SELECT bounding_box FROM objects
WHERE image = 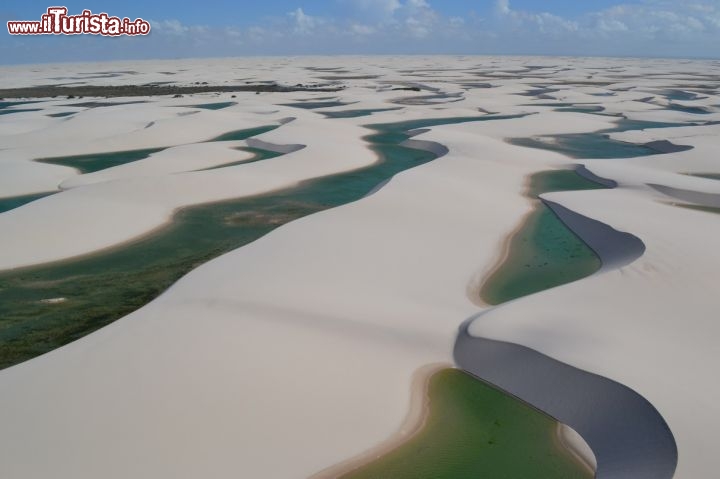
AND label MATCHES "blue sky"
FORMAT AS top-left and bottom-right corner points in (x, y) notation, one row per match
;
(2, 0), (720, 63)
